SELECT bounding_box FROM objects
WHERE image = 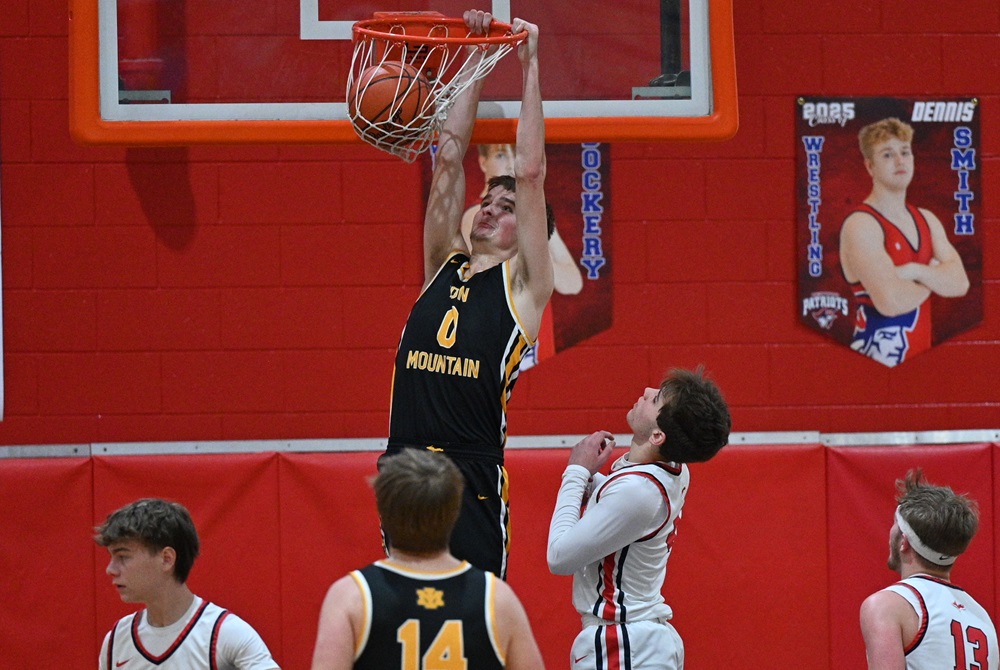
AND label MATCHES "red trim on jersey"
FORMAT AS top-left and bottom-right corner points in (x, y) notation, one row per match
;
(597, 551), (622, 621)
(596, 471), (672, 542)
(896, 581), (929, 653)
(131, 599), (211, 663)
(590, 467), (678, 622)
(209, 611), (230, 670)
(651, 461), (684, 476)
